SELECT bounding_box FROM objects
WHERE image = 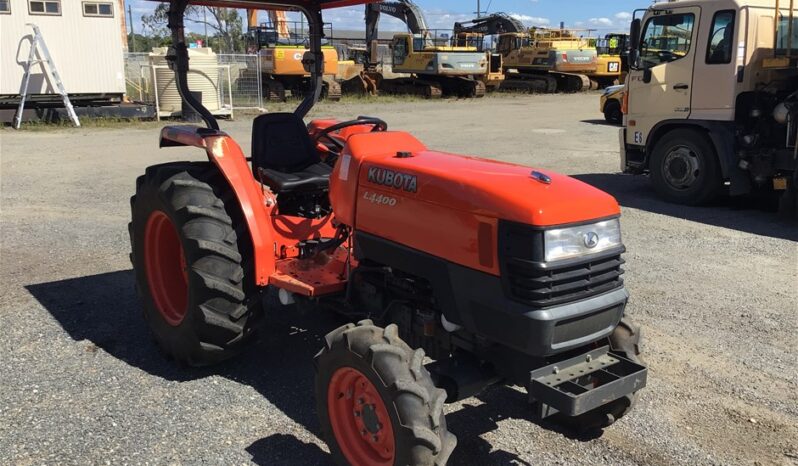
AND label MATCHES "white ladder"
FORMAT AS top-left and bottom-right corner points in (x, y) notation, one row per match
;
(13, 24), (80, 129)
